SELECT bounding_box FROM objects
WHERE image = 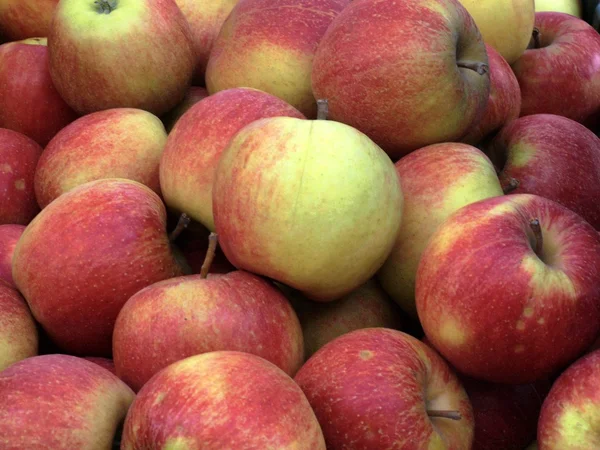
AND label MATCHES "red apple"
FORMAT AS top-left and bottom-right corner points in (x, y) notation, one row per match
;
(0, 0), (59, 41)
(416, 194), (600, 384)
(121, 351), (326, 449)
(12, 178), (184, 356)
(0, 224), (24, 288)
(0, 128), (42, 225)
(0, 38), (78, 147)
(160, 86), (209, 133)
(511, 12), (600, 124)
(0, 354), (135, 449)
